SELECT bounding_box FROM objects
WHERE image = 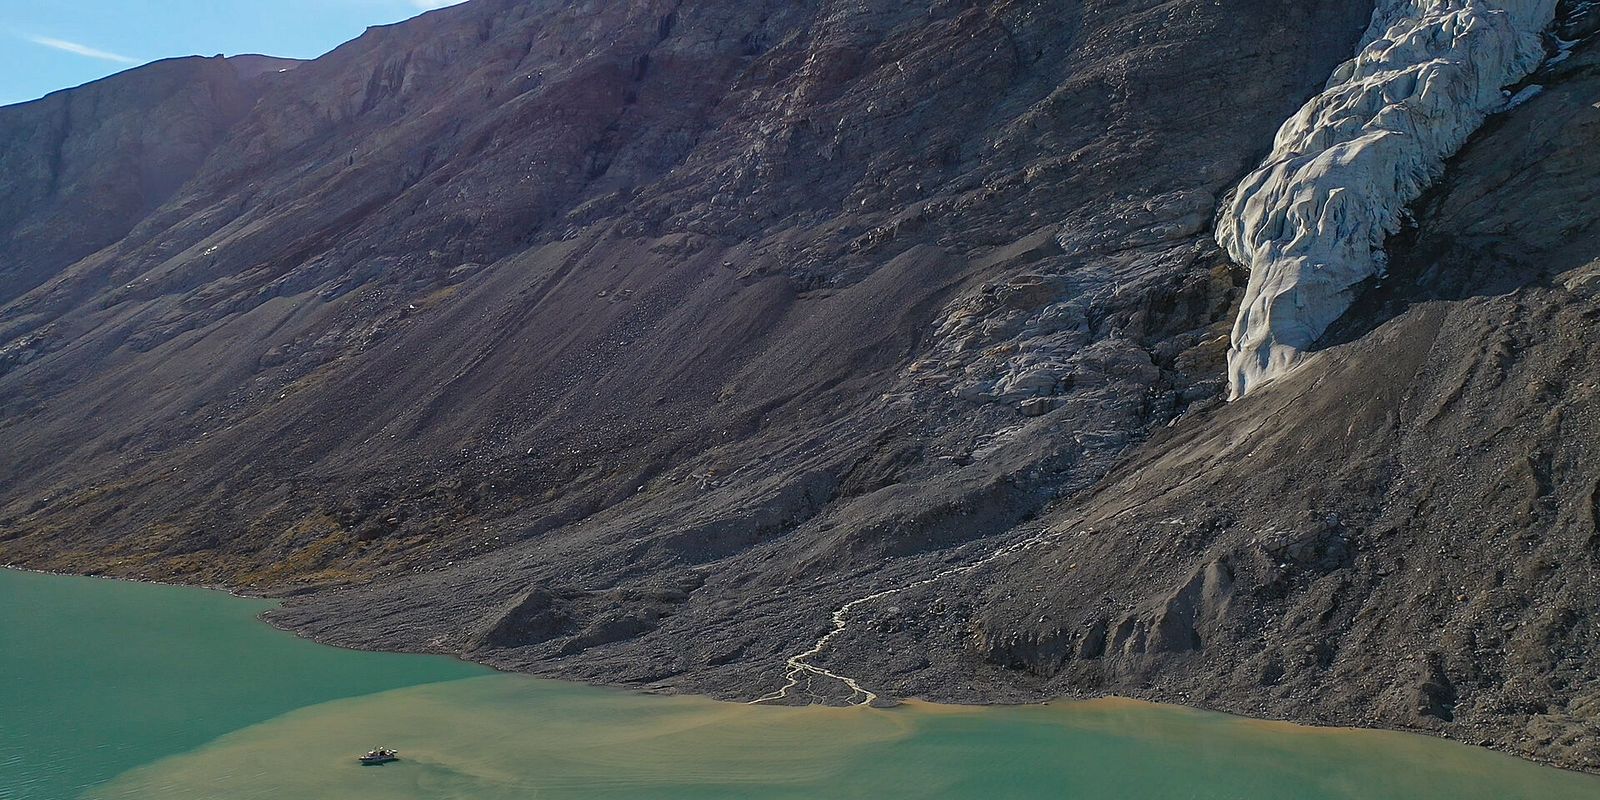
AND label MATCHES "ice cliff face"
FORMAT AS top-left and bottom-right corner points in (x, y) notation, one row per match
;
(1216, 0), (1556, 398)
